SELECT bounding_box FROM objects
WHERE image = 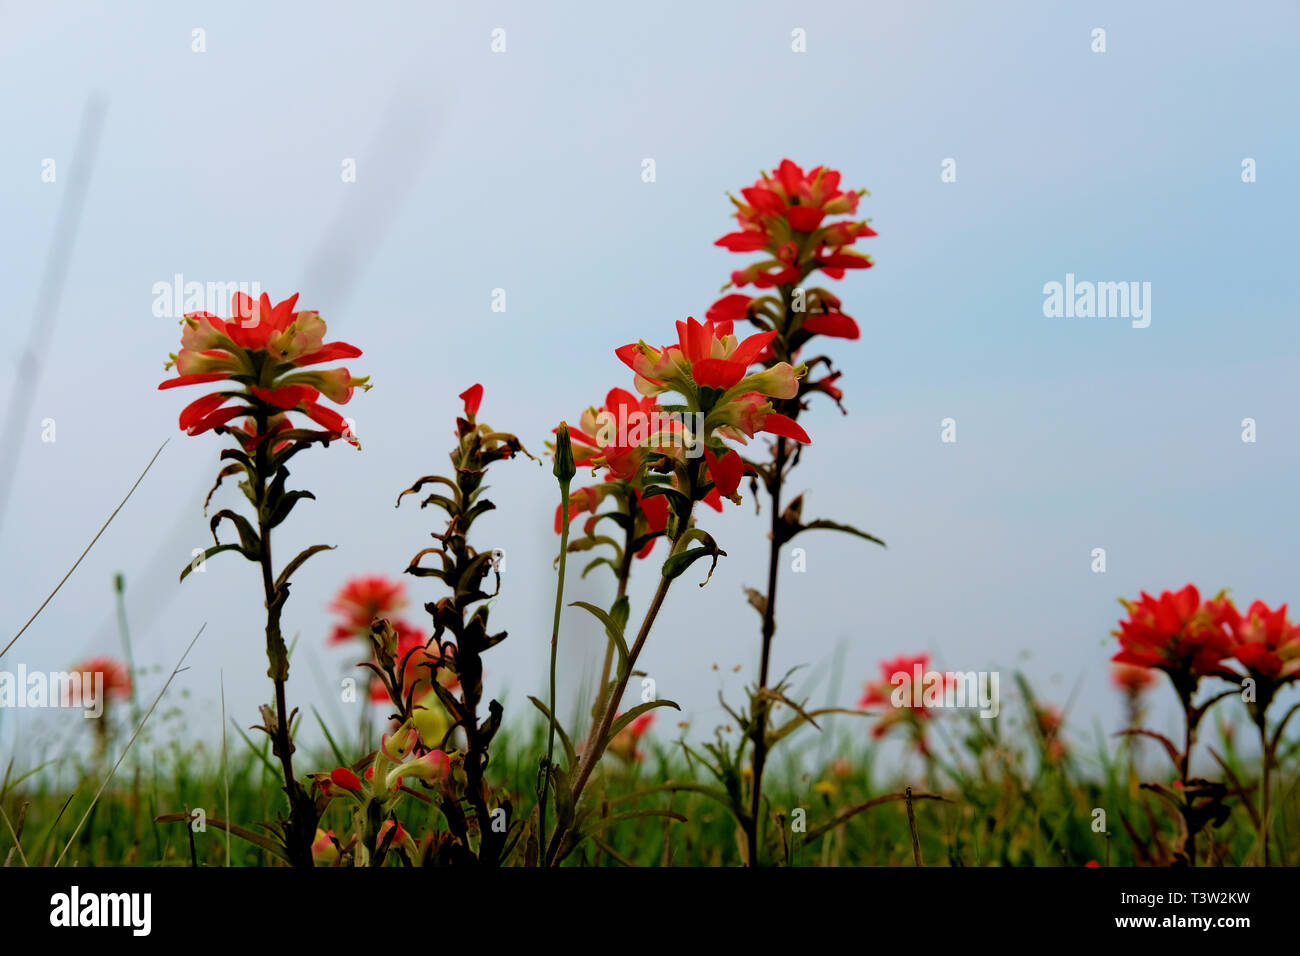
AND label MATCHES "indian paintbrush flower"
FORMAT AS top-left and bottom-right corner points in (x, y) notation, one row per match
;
(161, 290), (368, 868)
(159, 291), (369, 441)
